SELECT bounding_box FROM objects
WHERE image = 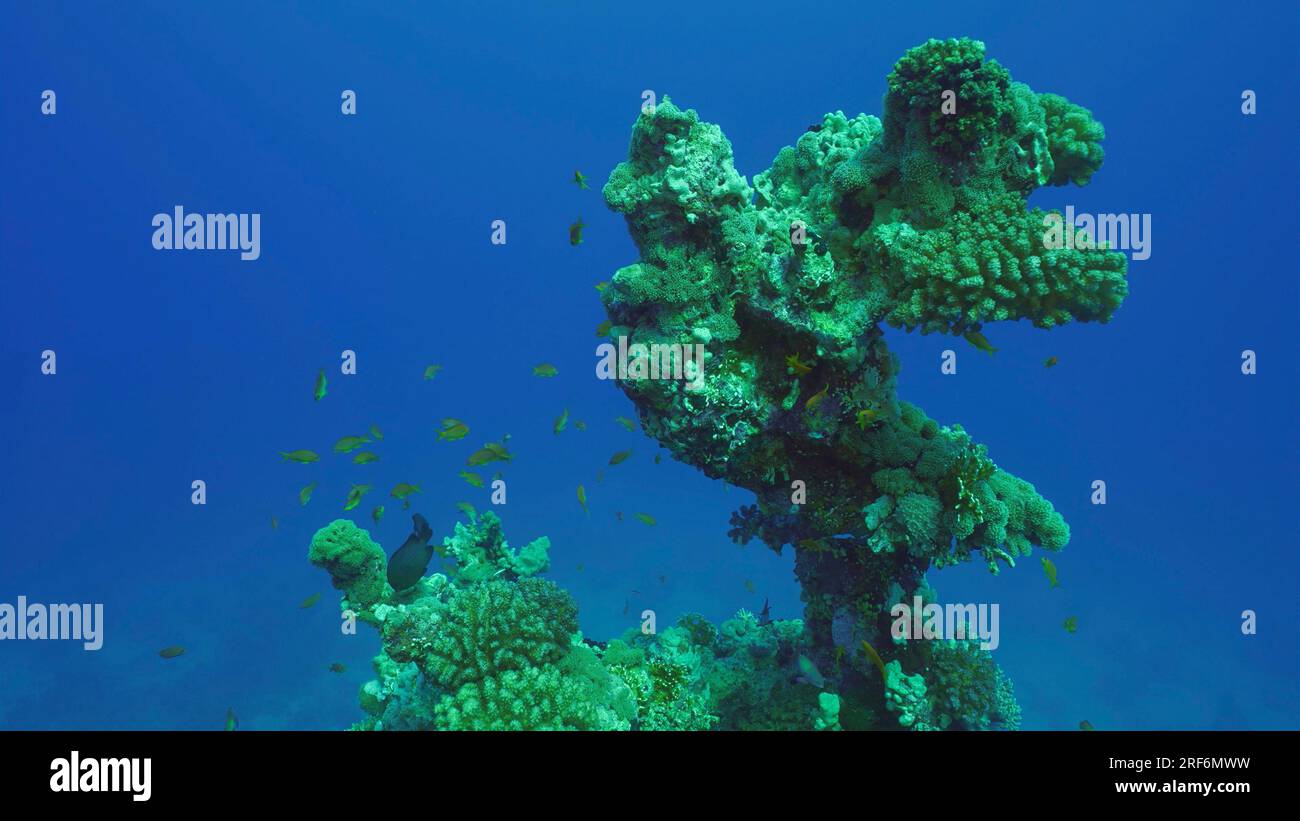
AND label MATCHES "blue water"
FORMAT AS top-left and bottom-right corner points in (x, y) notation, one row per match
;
(2, 1), (1296, 730)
